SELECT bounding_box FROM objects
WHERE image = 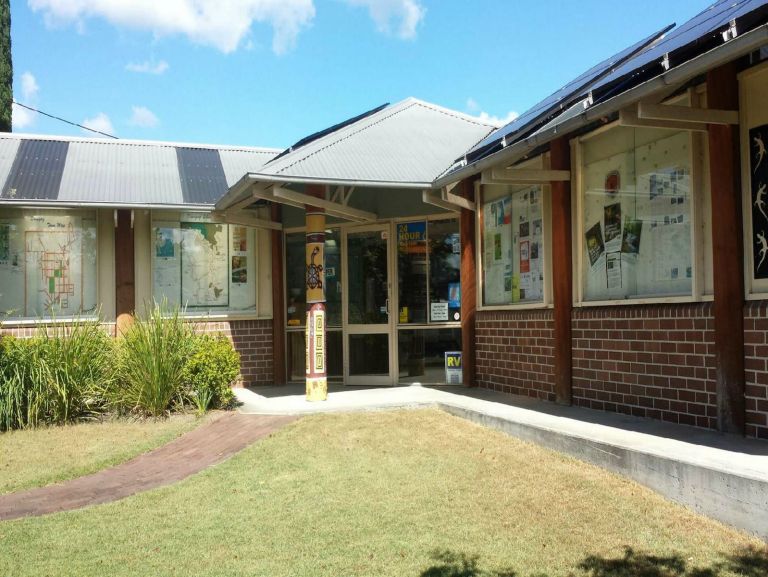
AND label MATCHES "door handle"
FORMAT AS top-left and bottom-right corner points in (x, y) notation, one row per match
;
(385, 298), (389, 315)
